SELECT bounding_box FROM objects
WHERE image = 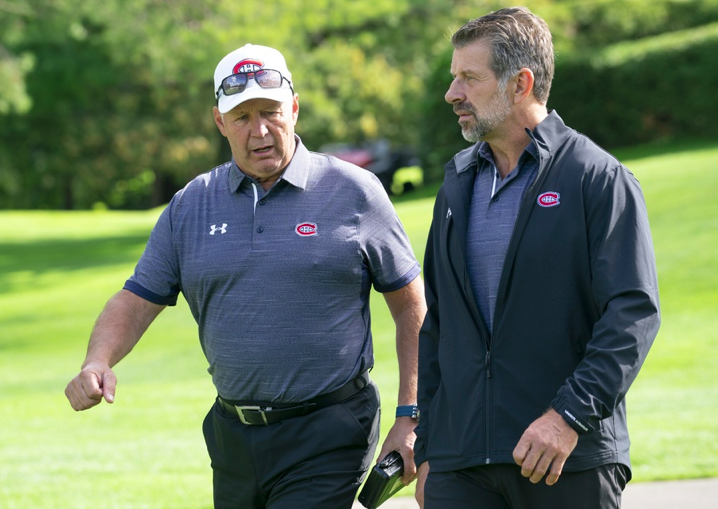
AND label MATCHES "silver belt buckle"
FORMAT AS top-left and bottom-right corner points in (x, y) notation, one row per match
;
(235, 405), (272, 425)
